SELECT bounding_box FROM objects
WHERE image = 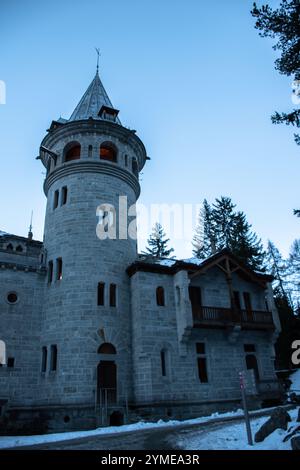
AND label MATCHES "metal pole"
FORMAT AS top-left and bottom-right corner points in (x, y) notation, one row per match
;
(239, 371), (253, 446)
